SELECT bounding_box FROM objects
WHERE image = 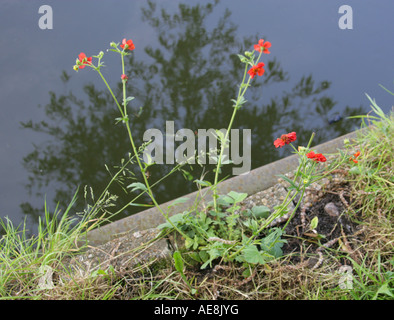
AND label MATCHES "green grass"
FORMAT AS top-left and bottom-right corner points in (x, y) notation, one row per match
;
(0, 190), (116, 299)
